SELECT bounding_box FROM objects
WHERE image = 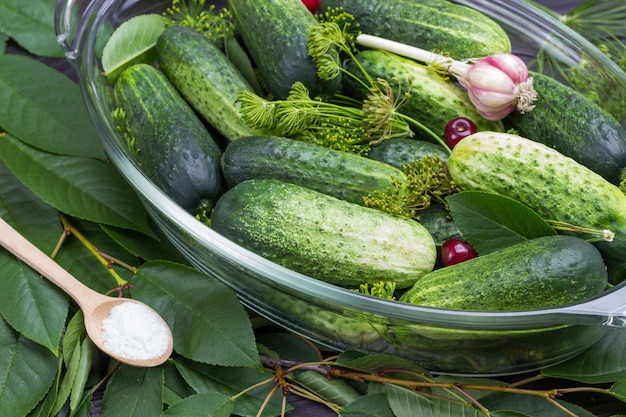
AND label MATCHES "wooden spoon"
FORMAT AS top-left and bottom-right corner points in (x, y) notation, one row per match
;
(0, 217), (173, 367)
